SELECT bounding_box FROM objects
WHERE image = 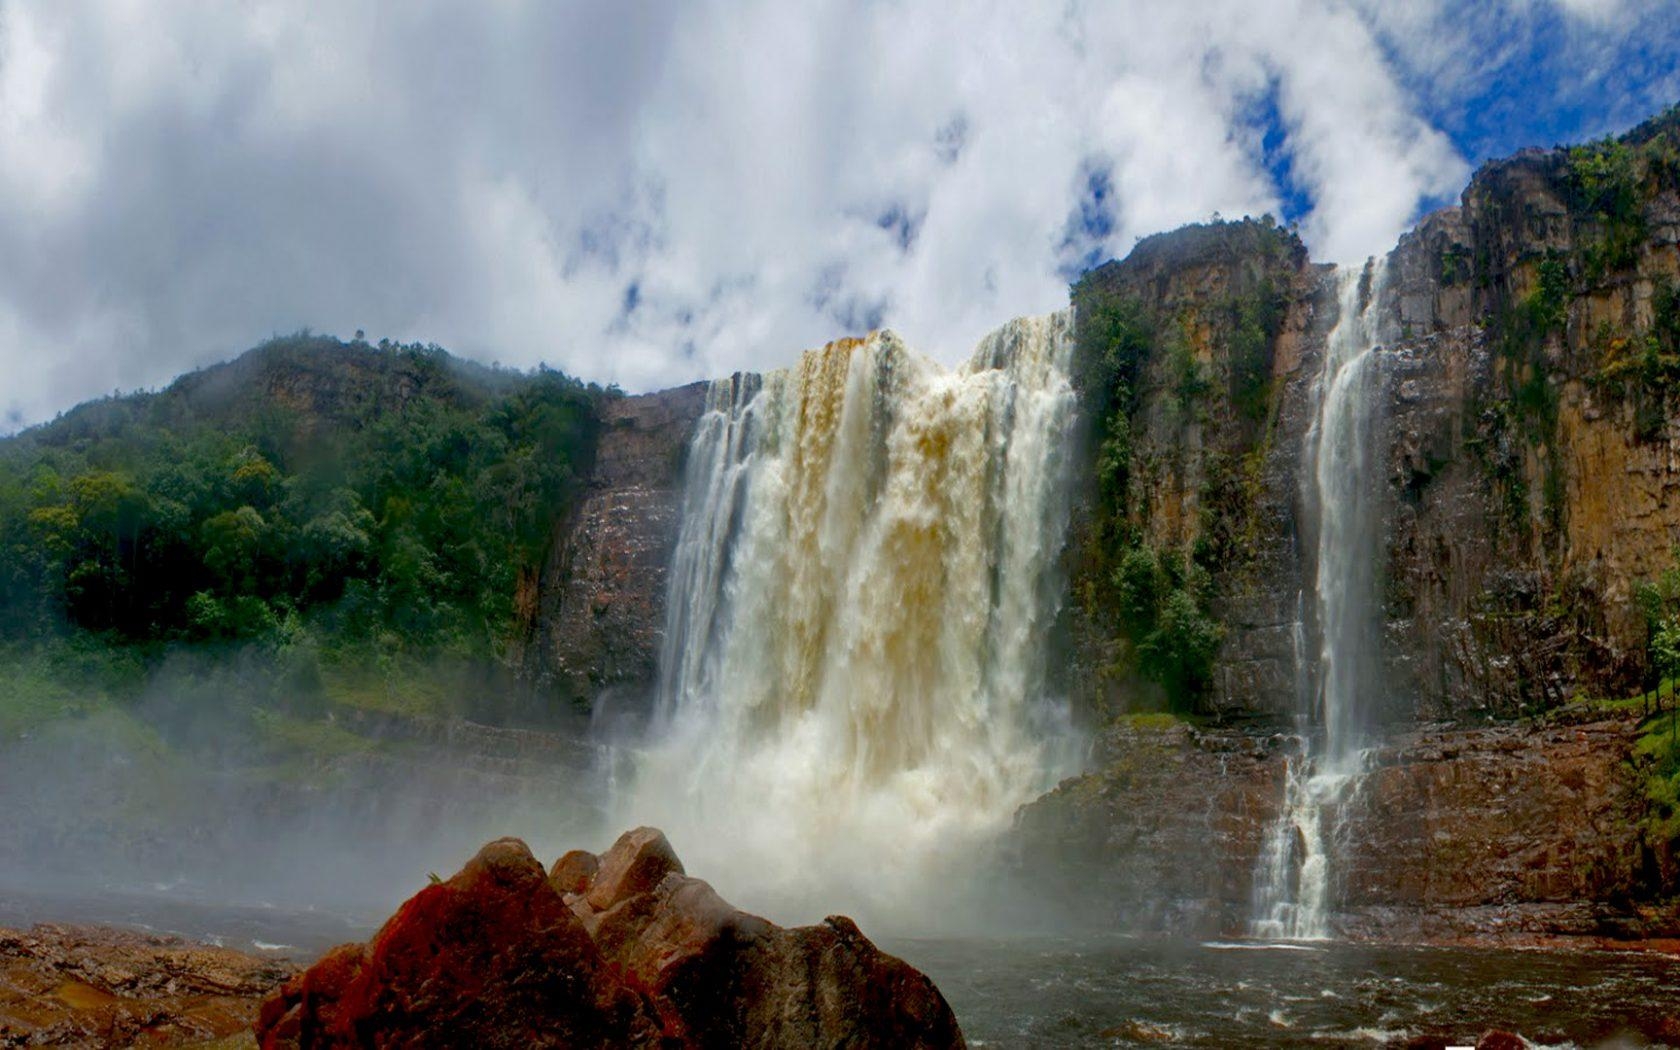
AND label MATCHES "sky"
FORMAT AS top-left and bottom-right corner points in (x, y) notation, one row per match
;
(1, 0), (1677, 430)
